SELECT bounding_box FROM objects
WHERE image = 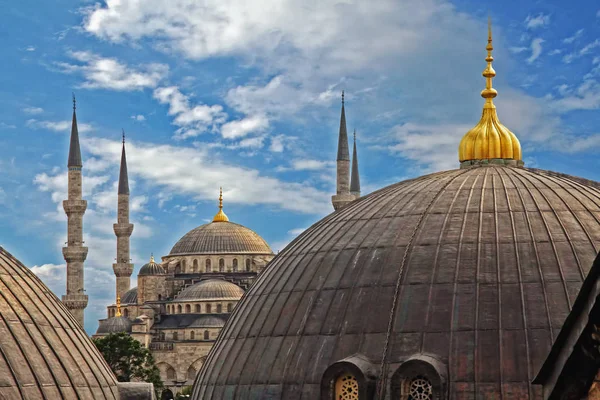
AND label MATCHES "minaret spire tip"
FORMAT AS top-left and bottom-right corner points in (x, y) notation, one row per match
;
(72, 93), (76, 111)
(122, 129), (125, 144)
(341, 90), (345, 105)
